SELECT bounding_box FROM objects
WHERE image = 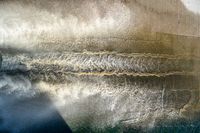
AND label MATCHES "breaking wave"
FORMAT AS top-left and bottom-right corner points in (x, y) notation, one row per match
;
(0, 51), (199, 132)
